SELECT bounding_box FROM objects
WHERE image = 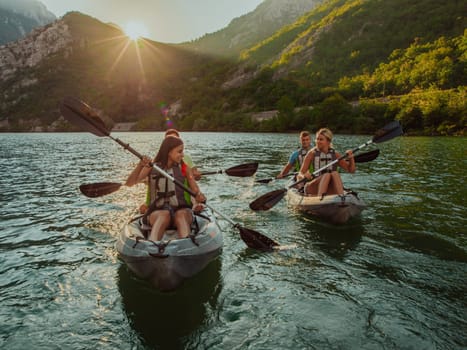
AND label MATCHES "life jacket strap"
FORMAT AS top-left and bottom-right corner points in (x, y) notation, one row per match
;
(156, 191), (175, 198)
(148, 240), (172, 257)
(188, 234), (199, 246)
